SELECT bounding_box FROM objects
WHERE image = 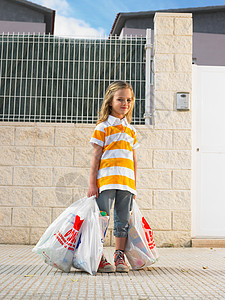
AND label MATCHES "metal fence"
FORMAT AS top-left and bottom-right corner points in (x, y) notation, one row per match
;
(0, 33), (147, 124)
